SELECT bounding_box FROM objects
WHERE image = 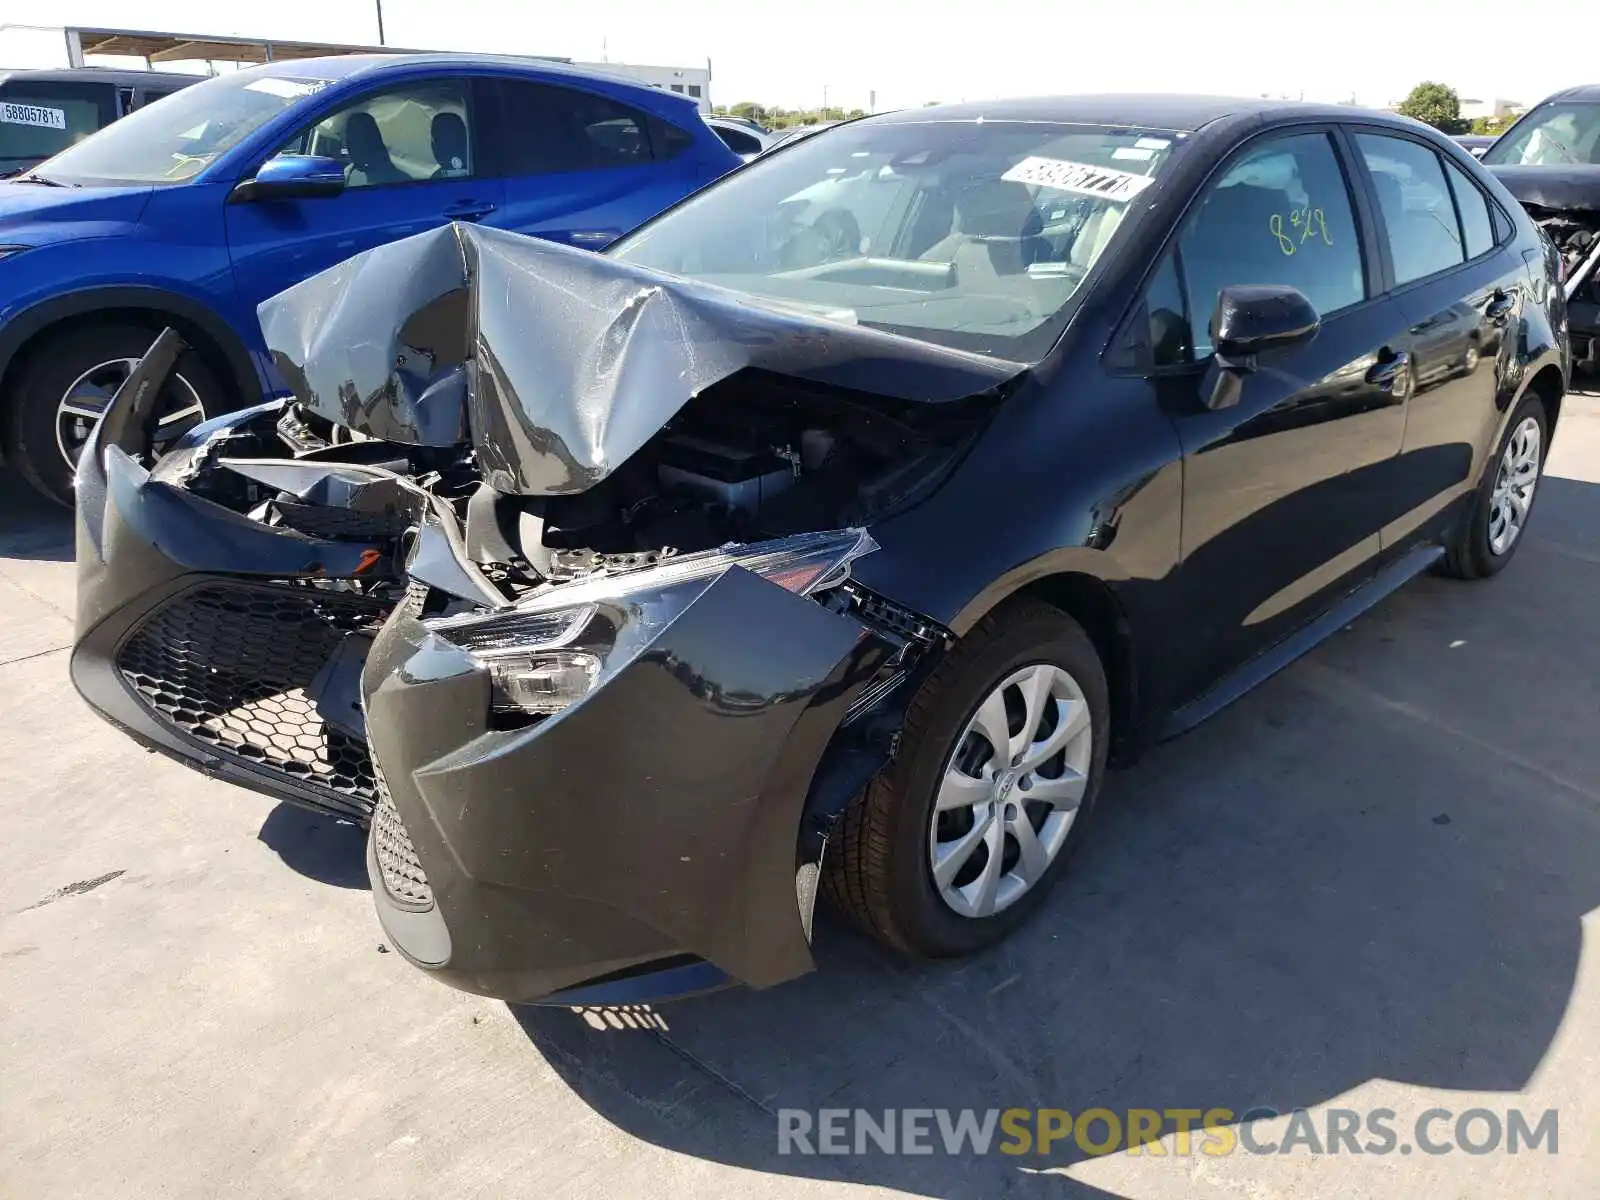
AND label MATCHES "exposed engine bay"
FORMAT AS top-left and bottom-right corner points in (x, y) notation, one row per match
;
(1529, 206), (1600, 299)
(169, 366), (992, 611)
